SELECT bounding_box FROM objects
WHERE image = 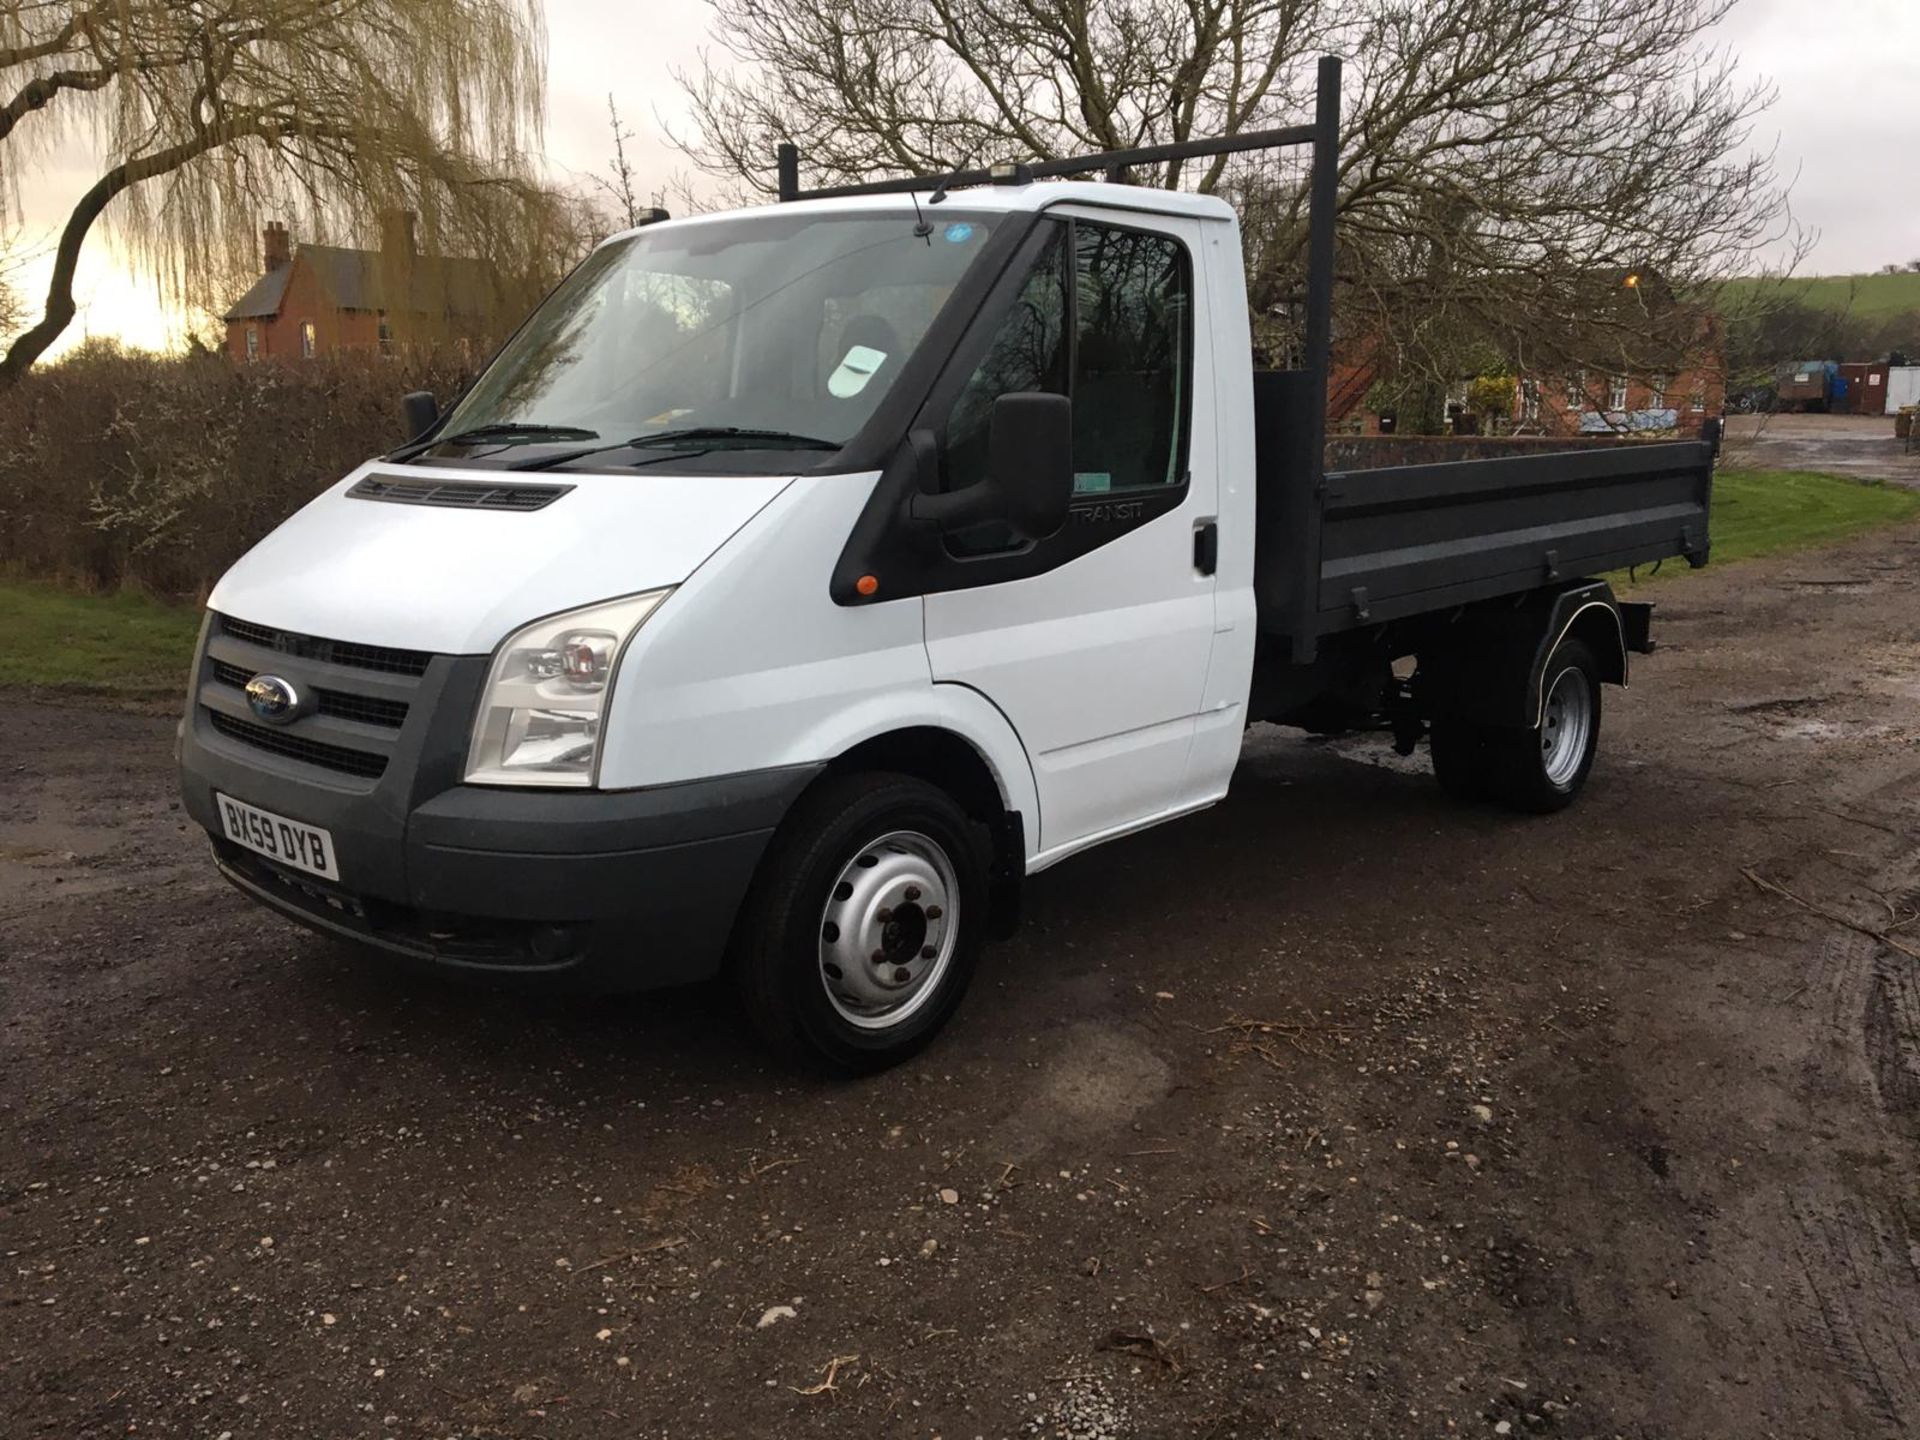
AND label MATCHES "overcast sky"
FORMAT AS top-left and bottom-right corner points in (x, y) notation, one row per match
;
(15, 0), (1920, 355)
